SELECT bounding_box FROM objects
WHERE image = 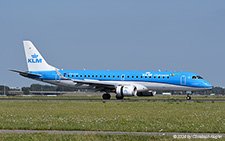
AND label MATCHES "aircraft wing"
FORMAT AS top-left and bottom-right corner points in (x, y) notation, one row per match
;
(56, 69), (116, 88)
(9, 69), (42, 77)
(72, 79), (117, 87)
